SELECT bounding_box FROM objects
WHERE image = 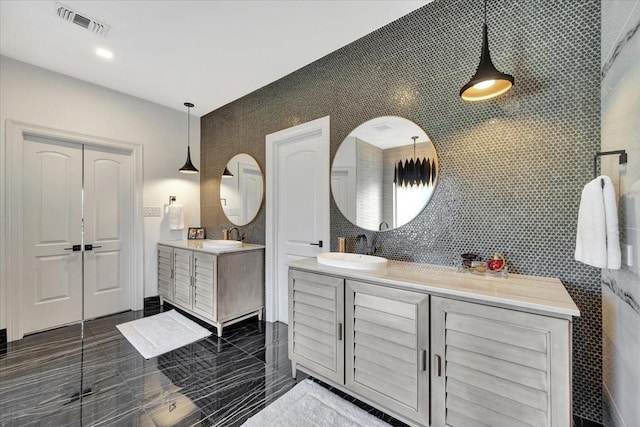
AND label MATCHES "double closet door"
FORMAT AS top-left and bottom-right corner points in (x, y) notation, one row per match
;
(22, 136), (133, 334)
